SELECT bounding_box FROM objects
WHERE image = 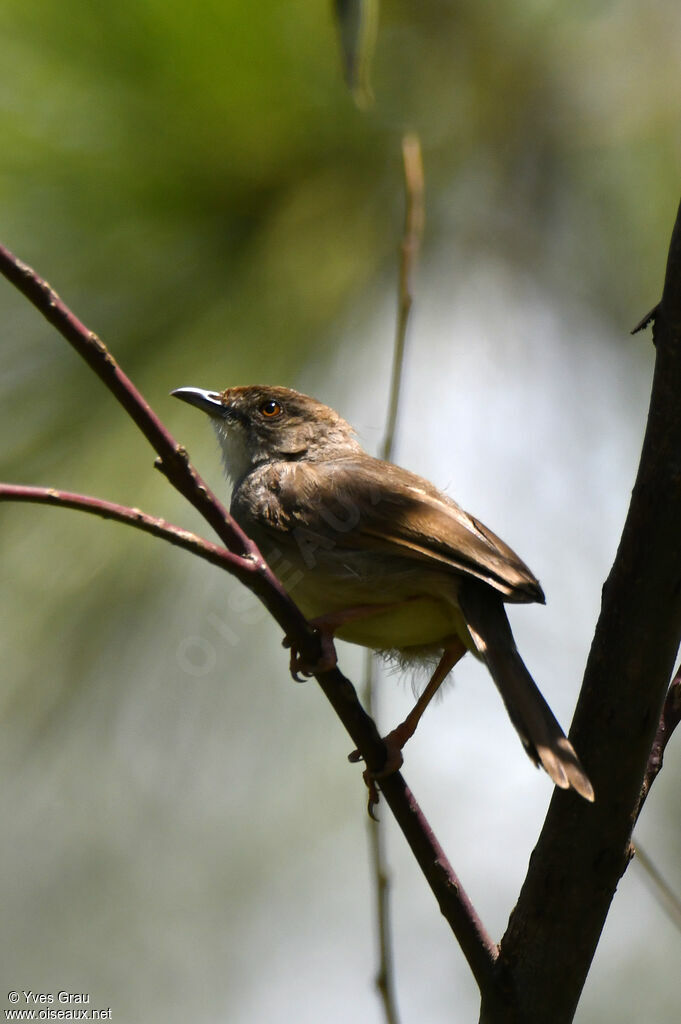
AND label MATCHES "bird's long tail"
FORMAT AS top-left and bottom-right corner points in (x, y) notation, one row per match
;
(458, 581), (594, 802)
